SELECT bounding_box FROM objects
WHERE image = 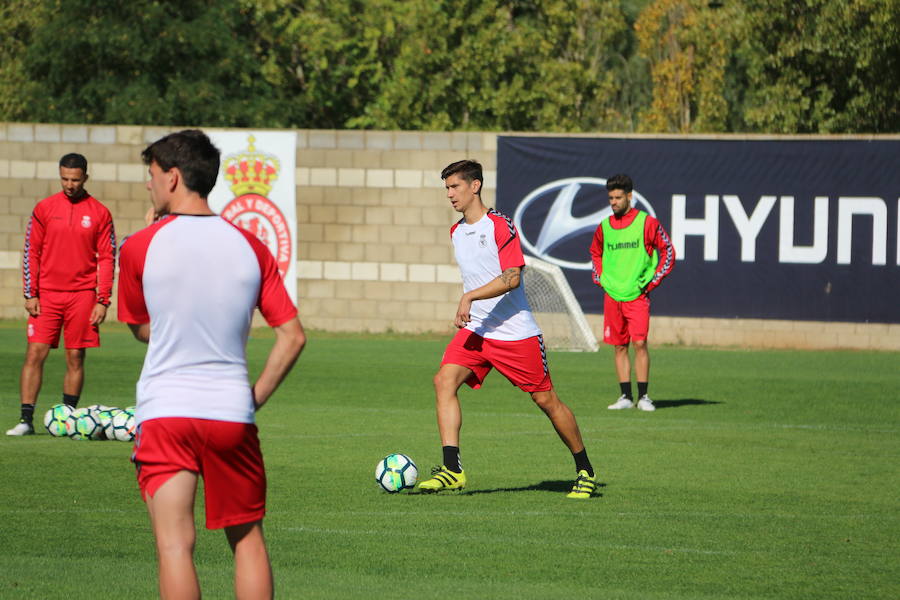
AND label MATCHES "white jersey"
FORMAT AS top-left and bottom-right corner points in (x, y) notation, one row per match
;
(117, 215), (296, 426)
(450, 210), (541, 341)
